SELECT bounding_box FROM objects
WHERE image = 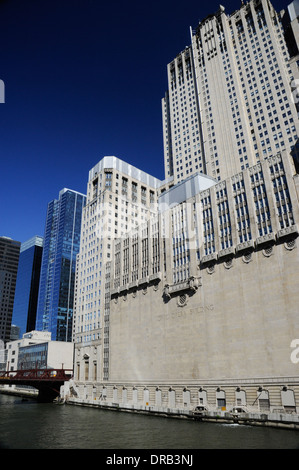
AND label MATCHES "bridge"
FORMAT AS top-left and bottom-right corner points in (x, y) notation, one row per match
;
(0, 368), (73, 402)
